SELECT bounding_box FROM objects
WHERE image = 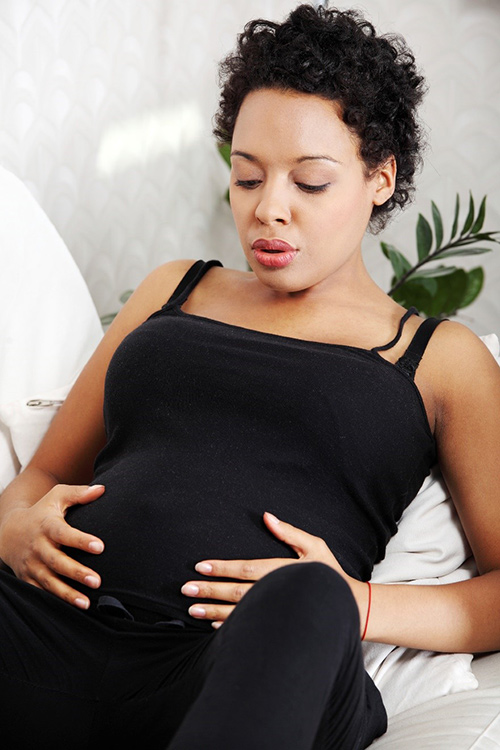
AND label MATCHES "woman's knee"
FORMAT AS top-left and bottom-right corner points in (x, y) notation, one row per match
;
(250, 562), (359, 629)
